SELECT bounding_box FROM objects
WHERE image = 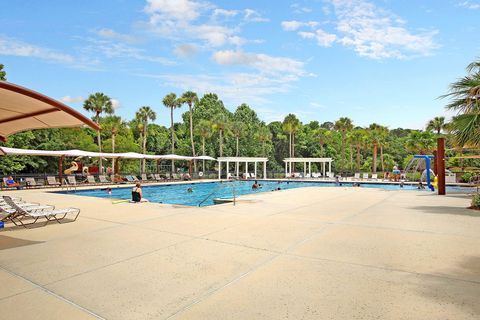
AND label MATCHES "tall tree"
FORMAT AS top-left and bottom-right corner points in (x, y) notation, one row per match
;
(334, 117), (353, 167)
(377, 125), (389, 172)
(255, 126), (272, 157)
(163, 93), (181, 172)
(405, 131), (436, 155)
(212, 114), (229, 157)
(101, 115), (126, 174)
(282, 114), (301, 157)
(230, 121), (246, 157)
(195, 120), (211, 172)
(0, 64), (6, 81)
(426, 116), (446, 134)
(136, 106), (157, 173)
(349, 128), (365, 171)
(367, 123), (382, 173)
(180, 91), (199, 171)
(83, 92), (113, 173)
